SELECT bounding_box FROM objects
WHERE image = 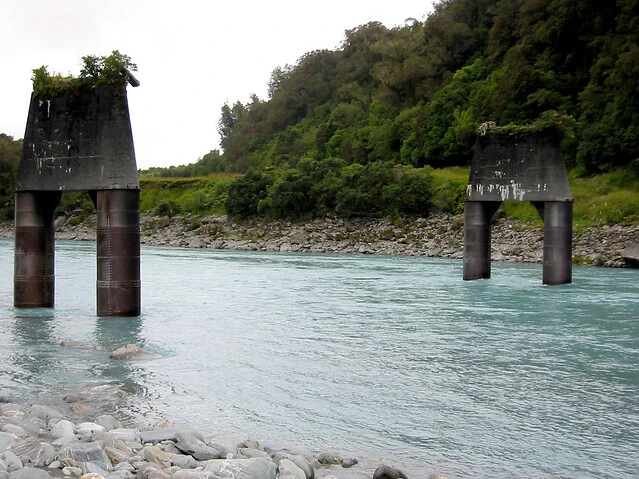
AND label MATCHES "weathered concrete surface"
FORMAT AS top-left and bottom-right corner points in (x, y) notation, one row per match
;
(17, 84), (138, 192)
(466, 132), (572, 203)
